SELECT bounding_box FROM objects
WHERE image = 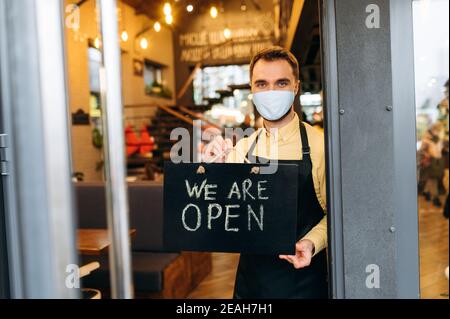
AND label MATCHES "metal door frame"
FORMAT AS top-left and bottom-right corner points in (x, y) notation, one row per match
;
(0, 0), (78, 298)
